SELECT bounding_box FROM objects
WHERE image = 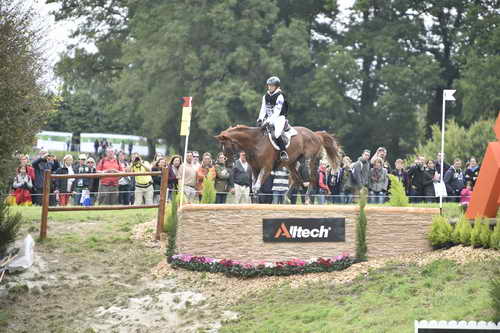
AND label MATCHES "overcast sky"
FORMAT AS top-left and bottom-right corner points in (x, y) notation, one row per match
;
(30, 0), (355, 88)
